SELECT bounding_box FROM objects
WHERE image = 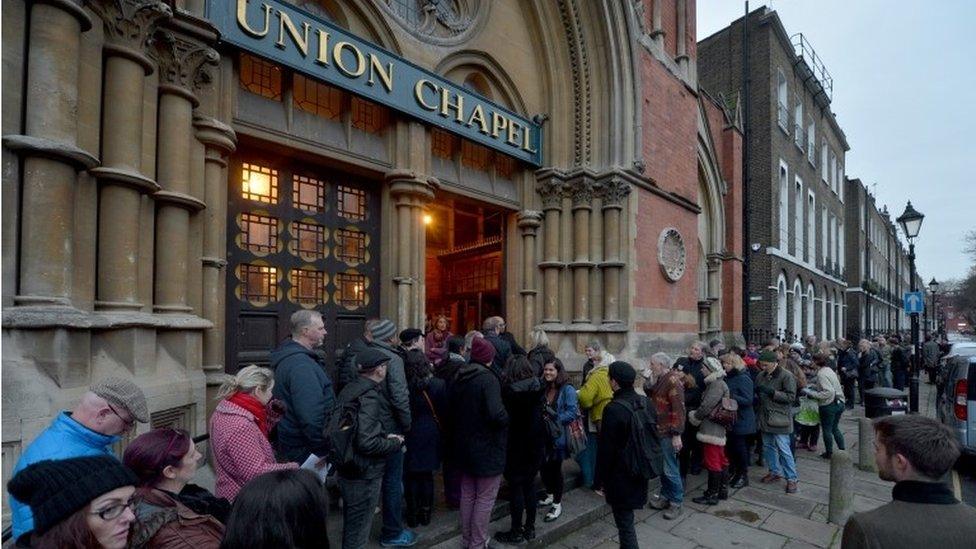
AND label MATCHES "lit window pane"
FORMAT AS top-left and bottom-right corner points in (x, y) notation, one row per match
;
(337, 185), (366, 221)
(294, 74), (343, 119)
(335, 228), (366, 264)
(335, 272), (367, 310)
(461, 139), (490, 171)
(291, 221), (327, 261)
(242, 163), (278, 204)
(293, 174), (327, 213)
(240, 264), (277, 306)
(240, 213), (278, 254)
(351, 96), (388, 134)
(289, 268), (327, 306)
(239, 54), (282, 101)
